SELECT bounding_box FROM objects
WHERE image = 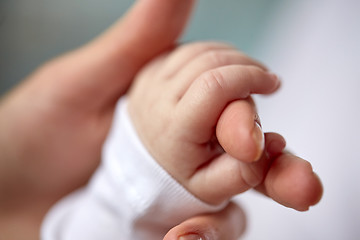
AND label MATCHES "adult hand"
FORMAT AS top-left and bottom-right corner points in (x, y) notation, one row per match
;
(0, 0), (195, 238)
